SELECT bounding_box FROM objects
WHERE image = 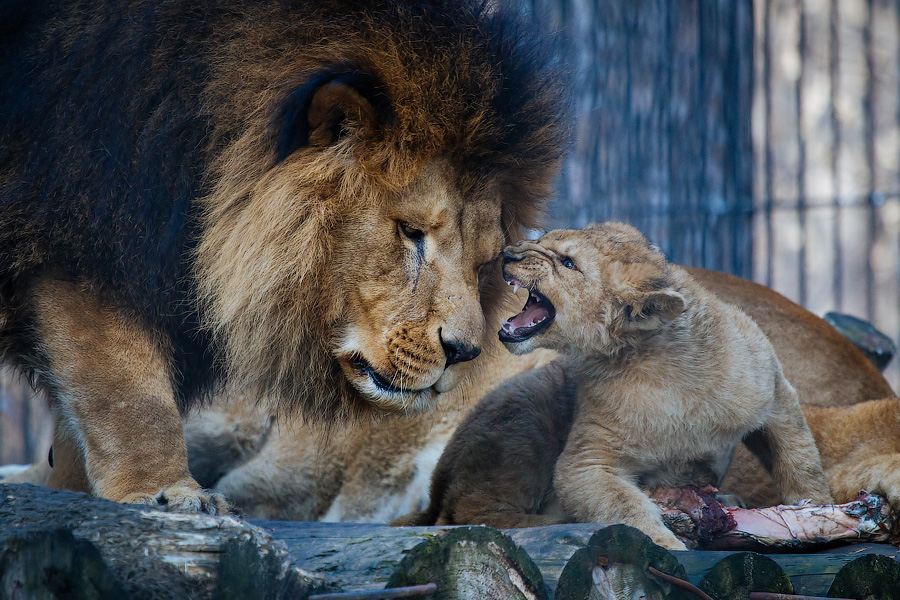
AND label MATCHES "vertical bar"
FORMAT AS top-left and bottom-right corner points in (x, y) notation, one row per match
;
(797, 1), (809, 308)
(764, 0), (776, 288)
(669, 0), (702, 266)
(768, 0), (803, 303)
(752, 0), (771, 285)
(865, 0), (876, 322)
(734, 0), (755, 279)
(800, 0), (838, 317)
(830, 0), (844, 309)
(835, 0), (870, 318)
(868, 0), (900, 389)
